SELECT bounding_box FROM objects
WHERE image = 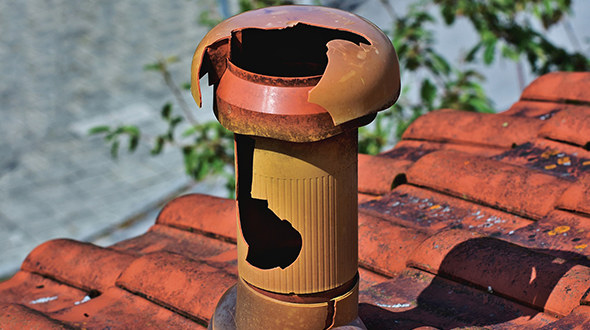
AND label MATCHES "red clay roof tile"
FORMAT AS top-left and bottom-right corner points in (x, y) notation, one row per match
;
(359, 268), (558, 329)
(51, 287), (205, 329)
(156, 193), (237, 241)
(2, 71), (590, 329)
(501, 100), (564, 119)
(406, 150), (571, 219)
(557, 174), (590, 216)
(407, 229), (590, 318)
(520, 72), (590, 104)
(21, 239), (135, 293)
(116, 251), (237, 324)
(401, 109), (544, 148)
(0, 271), (87, 314)
(110, 224), (235, 260)
(0, 303), (73, 330)
(358, 153), (411, 195)
(538, 106), (590, 149)
(360, 184), (533, 235)
(358, 213), (428, 277)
